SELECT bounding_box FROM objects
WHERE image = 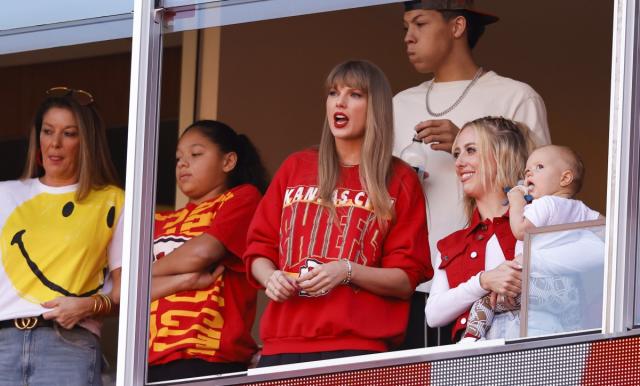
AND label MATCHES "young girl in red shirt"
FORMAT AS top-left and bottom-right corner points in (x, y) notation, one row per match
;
(244, 60), (432, 366)
(147, 120), (268, 381)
